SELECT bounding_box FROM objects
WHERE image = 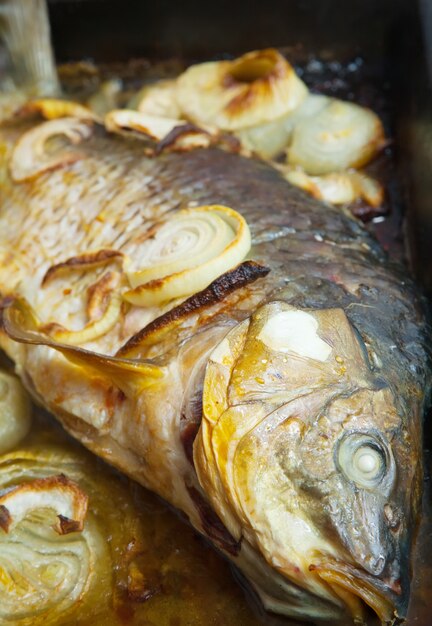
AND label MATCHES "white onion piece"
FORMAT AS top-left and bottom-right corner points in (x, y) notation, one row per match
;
(0, 517), (101, 625)
(236, 94), (329, 159)
(308, 172), (358, 205)
(0, 443), (113, 626)
(0, 467), (104, 626)
(105, 109), (184, 141)
(0, 474), (88, 534)
(287, 99), (385, 174)
(104, 109), (221, 153)
(350, 171), (384, 208)
(87, 79), (123, 117)
(10, 117), (94, 182)
(0, 372), (32, 455)
(124, 205), (251, 306)
(283, 166), (384, 207)
(16, 98), (97, 121)
(44, 291), (122, 346)
(176, 48), (308, 131)
(129, 79), (182, 119)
